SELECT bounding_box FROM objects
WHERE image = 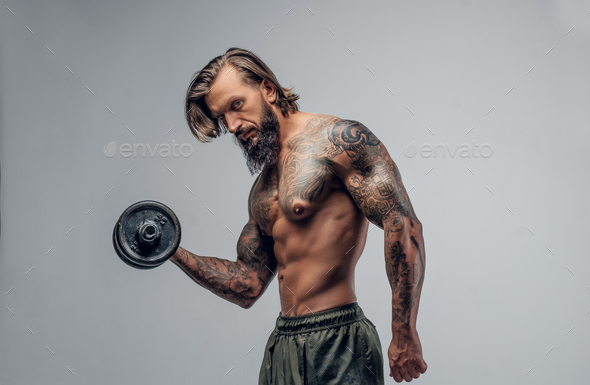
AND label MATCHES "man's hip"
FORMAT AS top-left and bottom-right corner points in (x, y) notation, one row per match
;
(259, 302), (384, 385)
